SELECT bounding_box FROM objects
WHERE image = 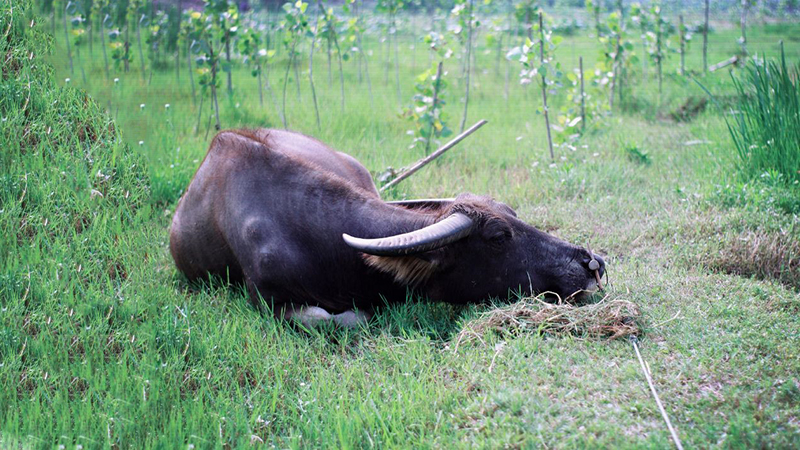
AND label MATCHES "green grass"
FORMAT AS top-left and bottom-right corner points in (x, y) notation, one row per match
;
(2, 0), (800, 447)
(728, 44), (800, 185)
